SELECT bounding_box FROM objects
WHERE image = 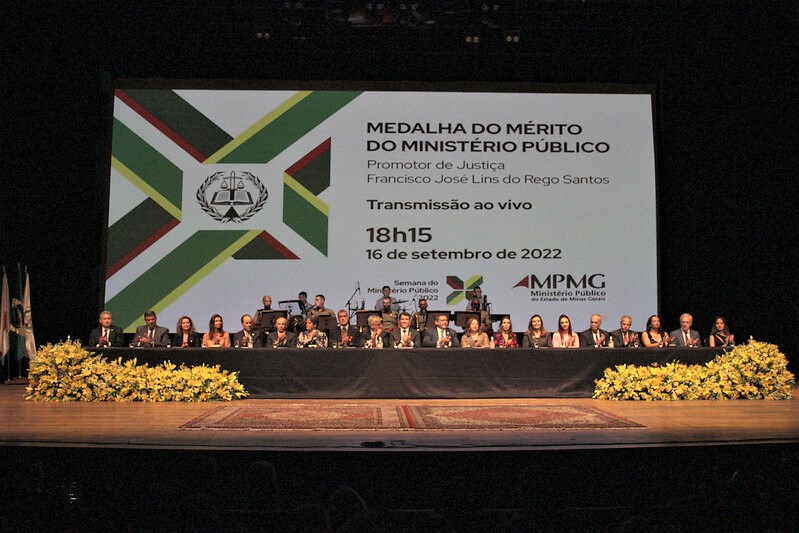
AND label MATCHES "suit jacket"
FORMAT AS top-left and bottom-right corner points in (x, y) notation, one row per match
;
(579, 328), (609, 348)
(232, 329), (263, 348)
(265, 330), (298, 348)
(670, 329), (702, 347)
(609, 329), (639, 348)
(134, 325), (170, 347)
(328, 324), (361, 347)
(389, 328), (422, 348)
(172, 331), (201, 348)
(88, 325), (125, 347)
(422, 327), (460, 348)
(360, 330), (391, 348)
